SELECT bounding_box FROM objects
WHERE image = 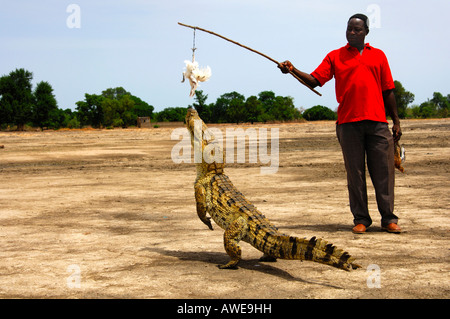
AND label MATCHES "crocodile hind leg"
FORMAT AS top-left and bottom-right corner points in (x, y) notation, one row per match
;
(219, 217), (247, 269)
